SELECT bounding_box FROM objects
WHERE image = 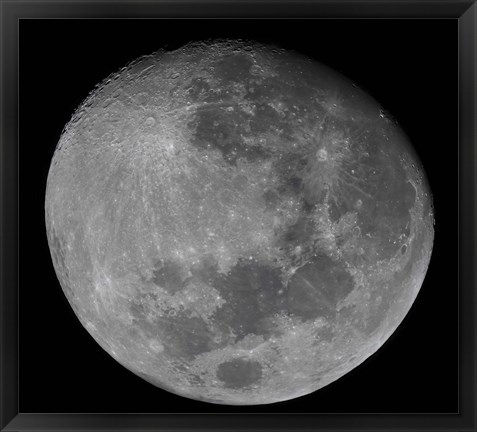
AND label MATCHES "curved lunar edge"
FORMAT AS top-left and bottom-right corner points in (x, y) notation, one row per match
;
(45, 40), (434, 405)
